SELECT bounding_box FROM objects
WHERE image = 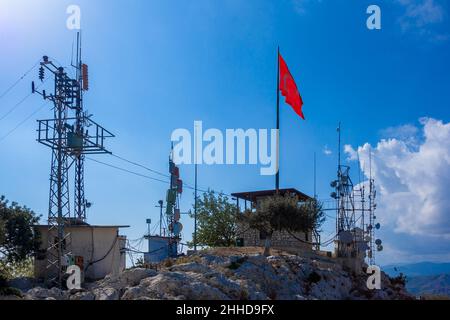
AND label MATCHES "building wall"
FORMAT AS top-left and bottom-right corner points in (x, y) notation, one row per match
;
(236, 221), (313, 253)
(34, 226), (126, 281)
